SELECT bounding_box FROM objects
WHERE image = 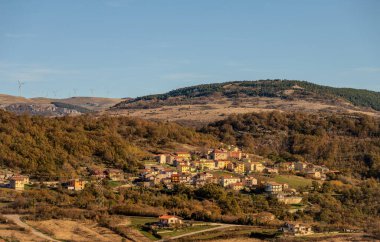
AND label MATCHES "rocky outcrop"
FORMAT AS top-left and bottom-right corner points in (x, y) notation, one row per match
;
(0, 103), (81, 116)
